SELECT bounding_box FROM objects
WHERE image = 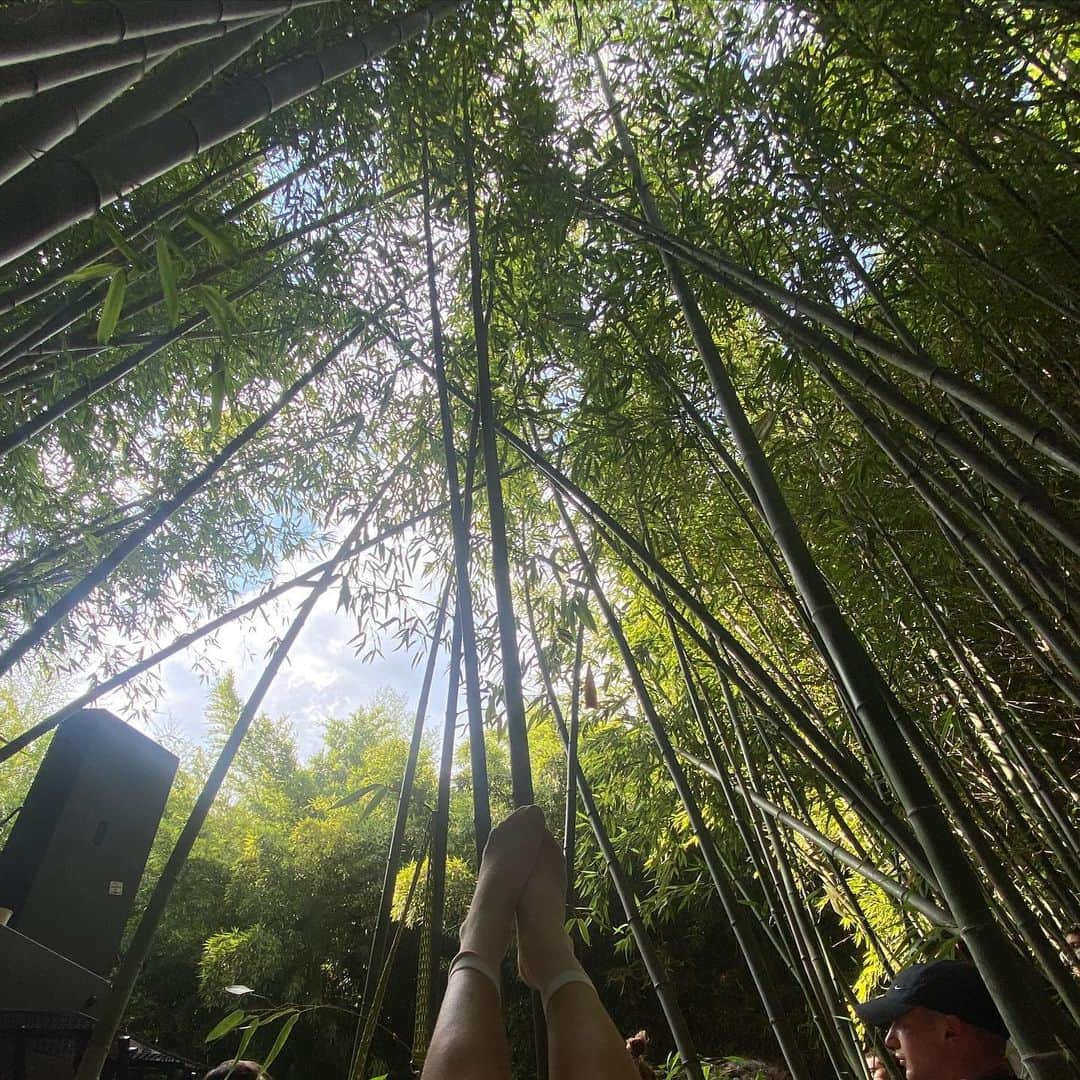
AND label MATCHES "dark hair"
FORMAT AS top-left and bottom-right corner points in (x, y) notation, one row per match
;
(202, 1061), (267, 1080)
